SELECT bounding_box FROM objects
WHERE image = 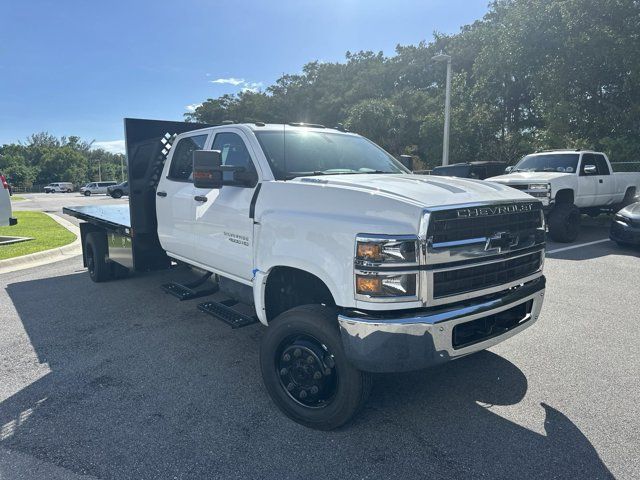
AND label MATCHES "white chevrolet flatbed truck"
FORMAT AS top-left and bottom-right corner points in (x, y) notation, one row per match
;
(64, 118), (547, 430)
(488, 150), (640, 242)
